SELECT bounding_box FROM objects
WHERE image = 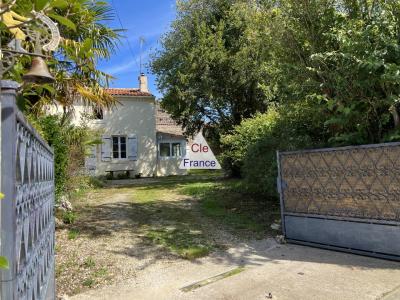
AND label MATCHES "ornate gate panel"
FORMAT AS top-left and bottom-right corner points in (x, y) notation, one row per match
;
(277, 143), (400, 261)
(1, 81), (55, 300)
